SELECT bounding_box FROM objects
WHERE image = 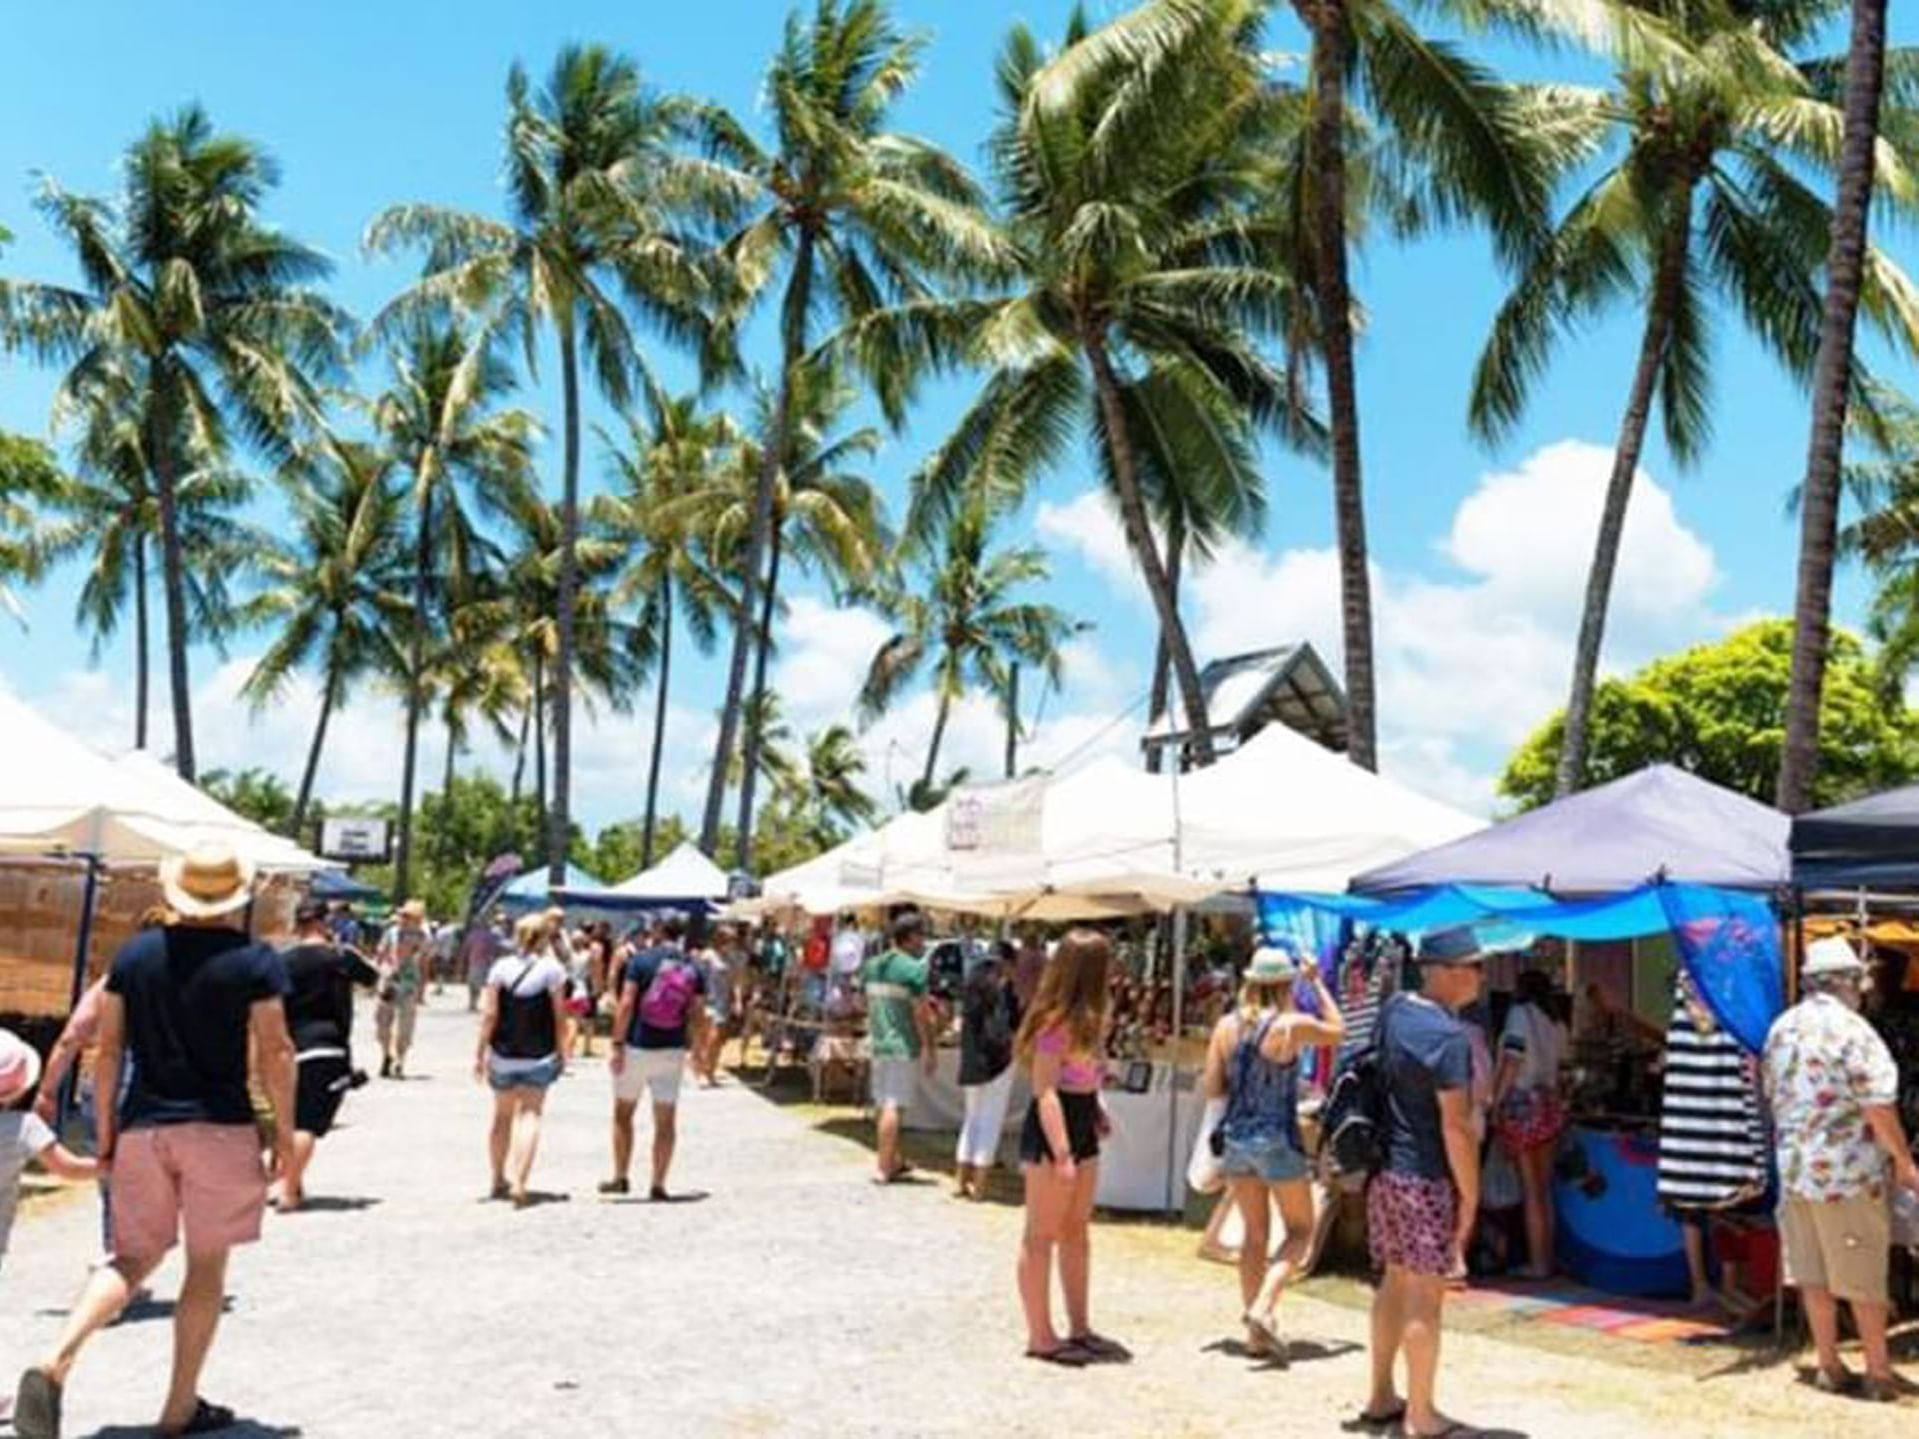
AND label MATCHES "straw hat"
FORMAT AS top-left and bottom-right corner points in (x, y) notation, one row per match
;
(0, 1028), (41, 1106)
(1802, 935), (1867, 980)
(398, 898), (428, 924)
(159, 843), (255, 920)
(1247, 944), (1300, 984)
